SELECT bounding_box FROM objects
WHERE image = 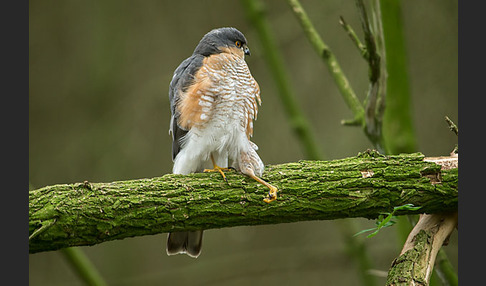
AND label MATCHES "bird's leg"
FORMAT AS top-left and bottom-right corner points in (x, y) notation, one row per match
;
(238, 148), (278, 203)
(203, 154), (233, 183)
(247, 173), (278, 203)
